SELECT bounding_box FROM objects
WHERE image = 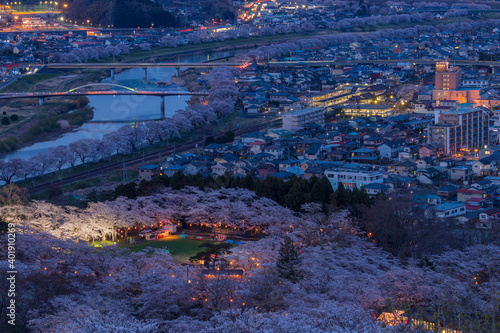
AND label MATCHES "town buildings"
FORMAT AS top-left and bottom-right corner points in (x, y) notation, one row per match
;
(324, 168), (384, 190)
(282, 107), (325, 131)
